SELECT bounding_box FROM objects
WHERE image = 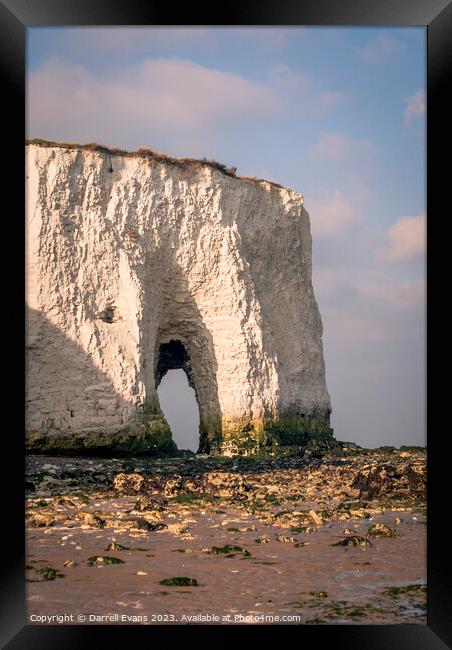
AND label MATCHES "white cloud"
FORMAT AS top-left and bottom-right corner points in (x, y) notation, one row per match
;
(314, 268), (424, 313)
(27, 57), (346, 152)
(268, 63), (345, 111)
(268, 63), (308, 91)
(40, 27), (293, 59)
(359, 279), (425, 311)
(307, 191), (363, 237)
(359, 34), (405, 64)
(314, 132), (377, 160)
(404, 90), (426, 126)
(314, 264), (425, 346)
(27, 58), (280, 150)
(317, 91), (346, 111)
(378, 214), (426, 262)
(65, 27), (213, 52)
